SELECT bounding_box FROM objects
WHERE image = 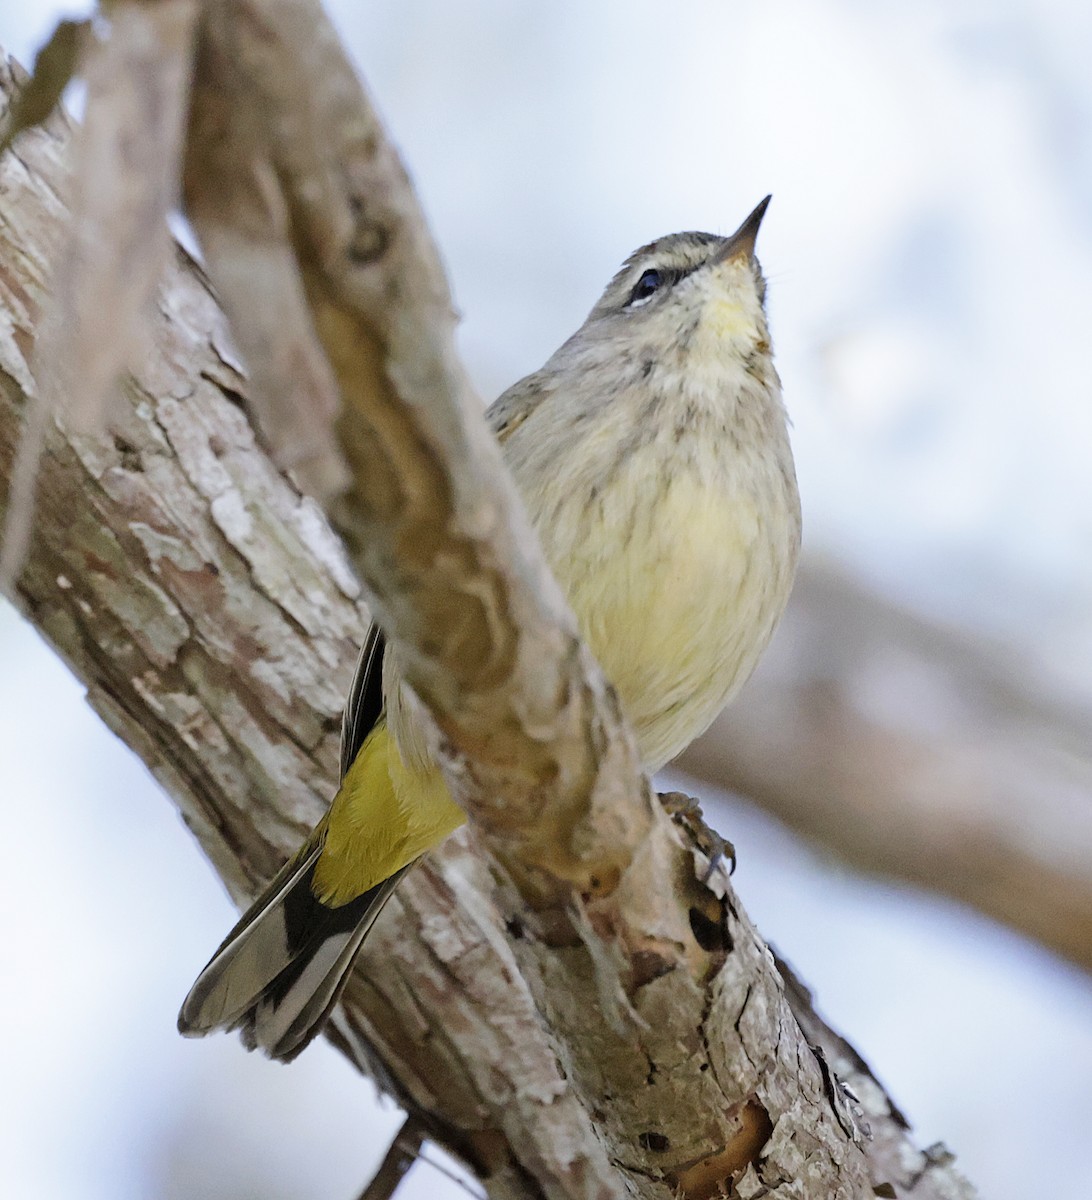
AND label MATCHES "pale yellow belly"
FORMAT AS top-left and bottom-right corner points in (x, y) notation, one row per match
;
(318, 451), (781, 901)
(537, 444), (790, 771)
